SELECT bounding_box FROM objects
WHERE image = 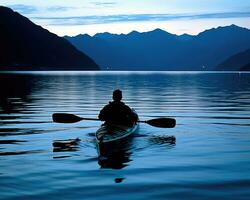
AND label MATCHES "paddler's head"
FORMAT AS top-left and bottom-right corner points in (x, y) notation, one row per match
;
(113, 89), (122, 102)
